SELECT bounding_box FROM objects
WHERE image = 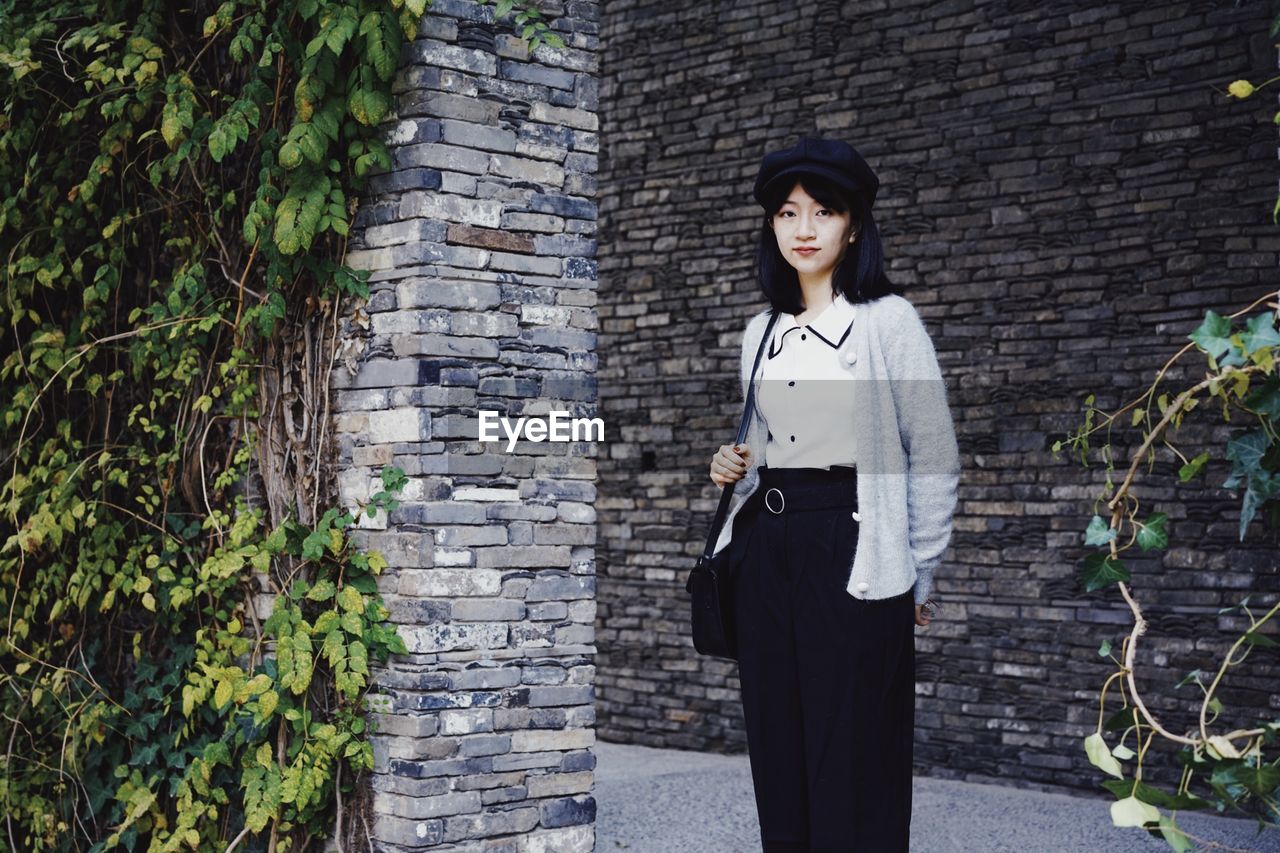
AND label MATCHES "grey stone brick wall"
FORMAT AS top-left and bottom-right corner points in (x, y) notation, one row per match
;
(596, 0), (1280, 798)
(334, 1), (600, 848)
